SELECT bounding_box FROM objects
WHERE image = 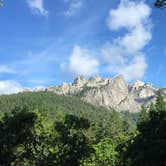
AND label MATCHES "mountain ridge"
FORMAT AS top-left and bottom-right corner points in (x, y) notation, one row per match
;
(24, 75), (166, 112)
